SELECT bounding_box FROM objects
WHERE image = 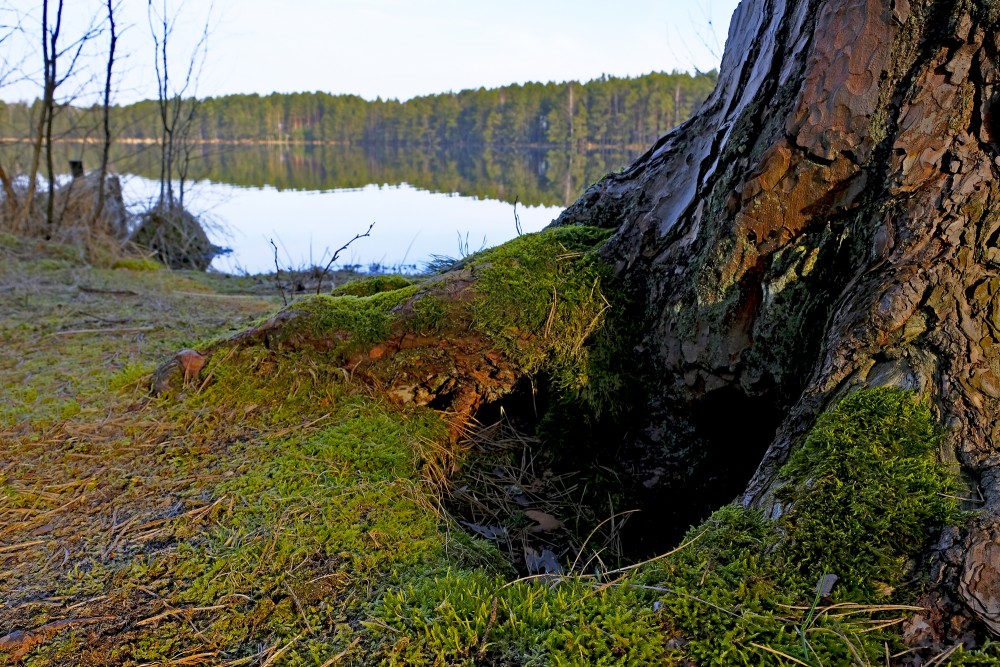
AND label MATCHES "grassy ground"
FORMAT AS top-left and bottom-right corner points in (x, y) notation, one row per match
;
(0, 230), (989, 666)
(0, 234), (454, 664)
(0, 232), (518, 665)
